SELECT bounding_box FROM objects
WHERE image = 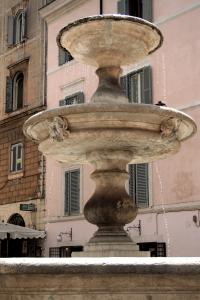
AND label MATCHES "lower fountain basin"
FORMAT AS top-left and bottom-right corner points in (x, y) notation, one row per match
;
(23, 103), (196, 164)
